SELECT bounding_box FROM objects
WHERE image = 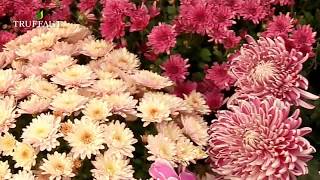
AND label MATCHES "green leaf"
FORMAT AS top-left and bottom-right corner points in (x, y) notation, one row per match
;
(199, 48), (212, 62)
(167, 6), (176, 15)
(36, 10), (44, 20)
